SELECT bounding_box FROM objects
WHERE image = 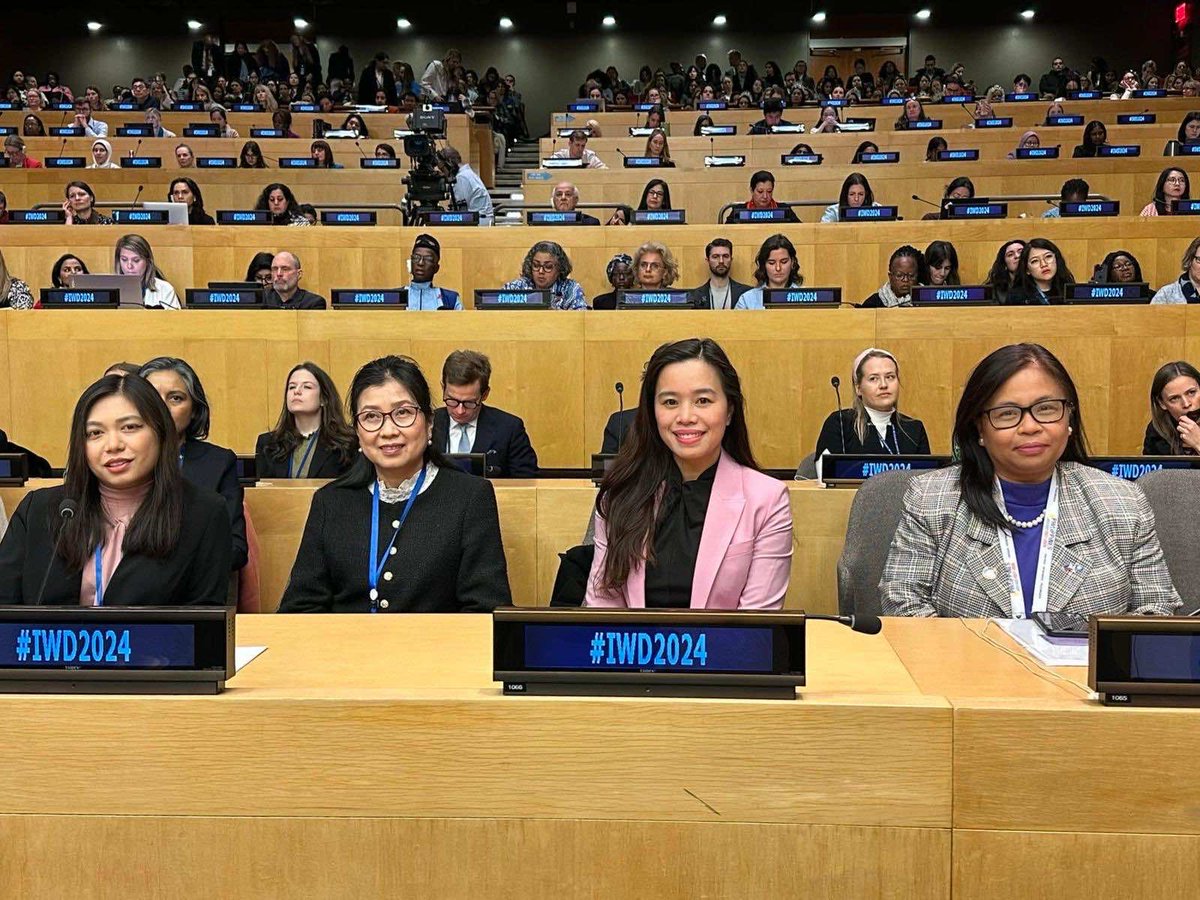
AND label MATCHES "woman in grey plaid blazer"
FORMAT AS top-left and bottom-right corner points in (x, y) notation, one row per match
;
(882, 343), (1181, 619)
